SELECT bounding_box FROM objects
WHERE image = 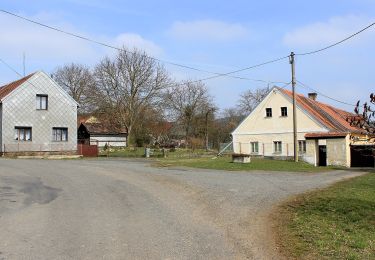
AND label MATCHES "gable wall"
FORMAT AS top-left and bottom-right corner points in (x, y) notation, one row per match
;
(232, 88), (328, 157)
(1, 72), (77, 152)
